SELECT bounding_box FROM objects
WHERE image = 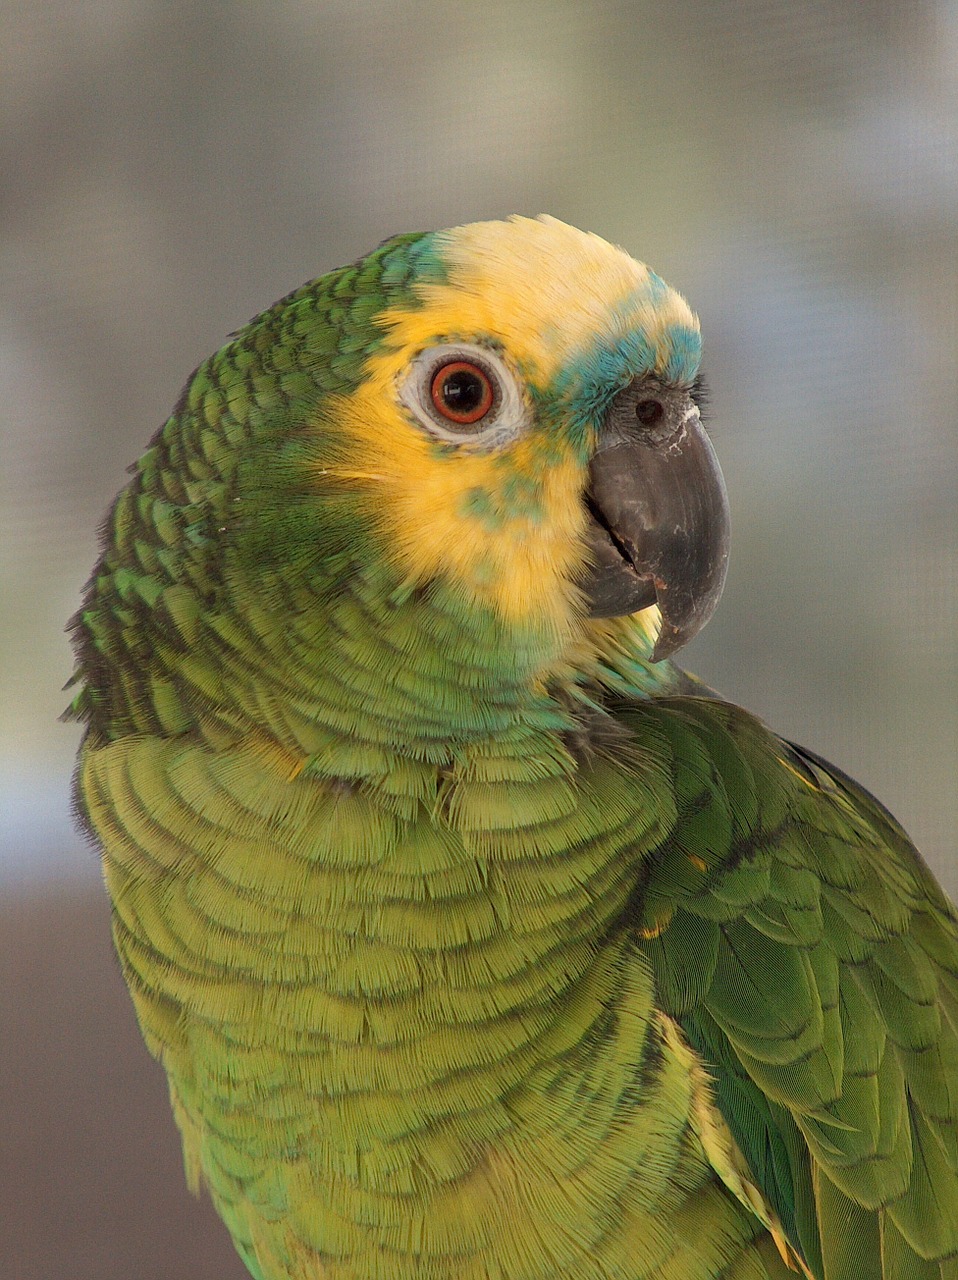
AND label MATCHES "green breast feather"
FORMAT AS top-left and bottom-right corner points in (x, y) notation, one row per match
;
(69, 215), (958, 1280)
